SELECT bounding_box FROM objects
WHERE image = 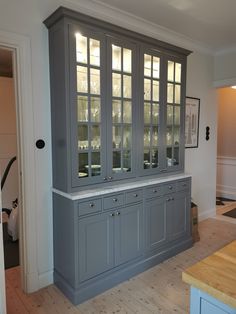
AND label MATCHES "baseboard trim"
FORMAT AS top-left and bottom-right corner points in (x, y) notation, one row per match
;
(216, 188), (236, 201)
(198, 208), (216, 222)
(38, 270), (54, 289)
